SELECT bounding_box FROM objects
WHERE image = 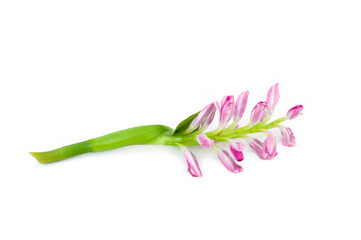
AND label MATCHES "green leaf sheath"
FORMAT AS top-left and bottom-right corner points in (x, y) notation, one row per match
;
(30, 125), (173, 163)
(172, 111), (200, 136)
